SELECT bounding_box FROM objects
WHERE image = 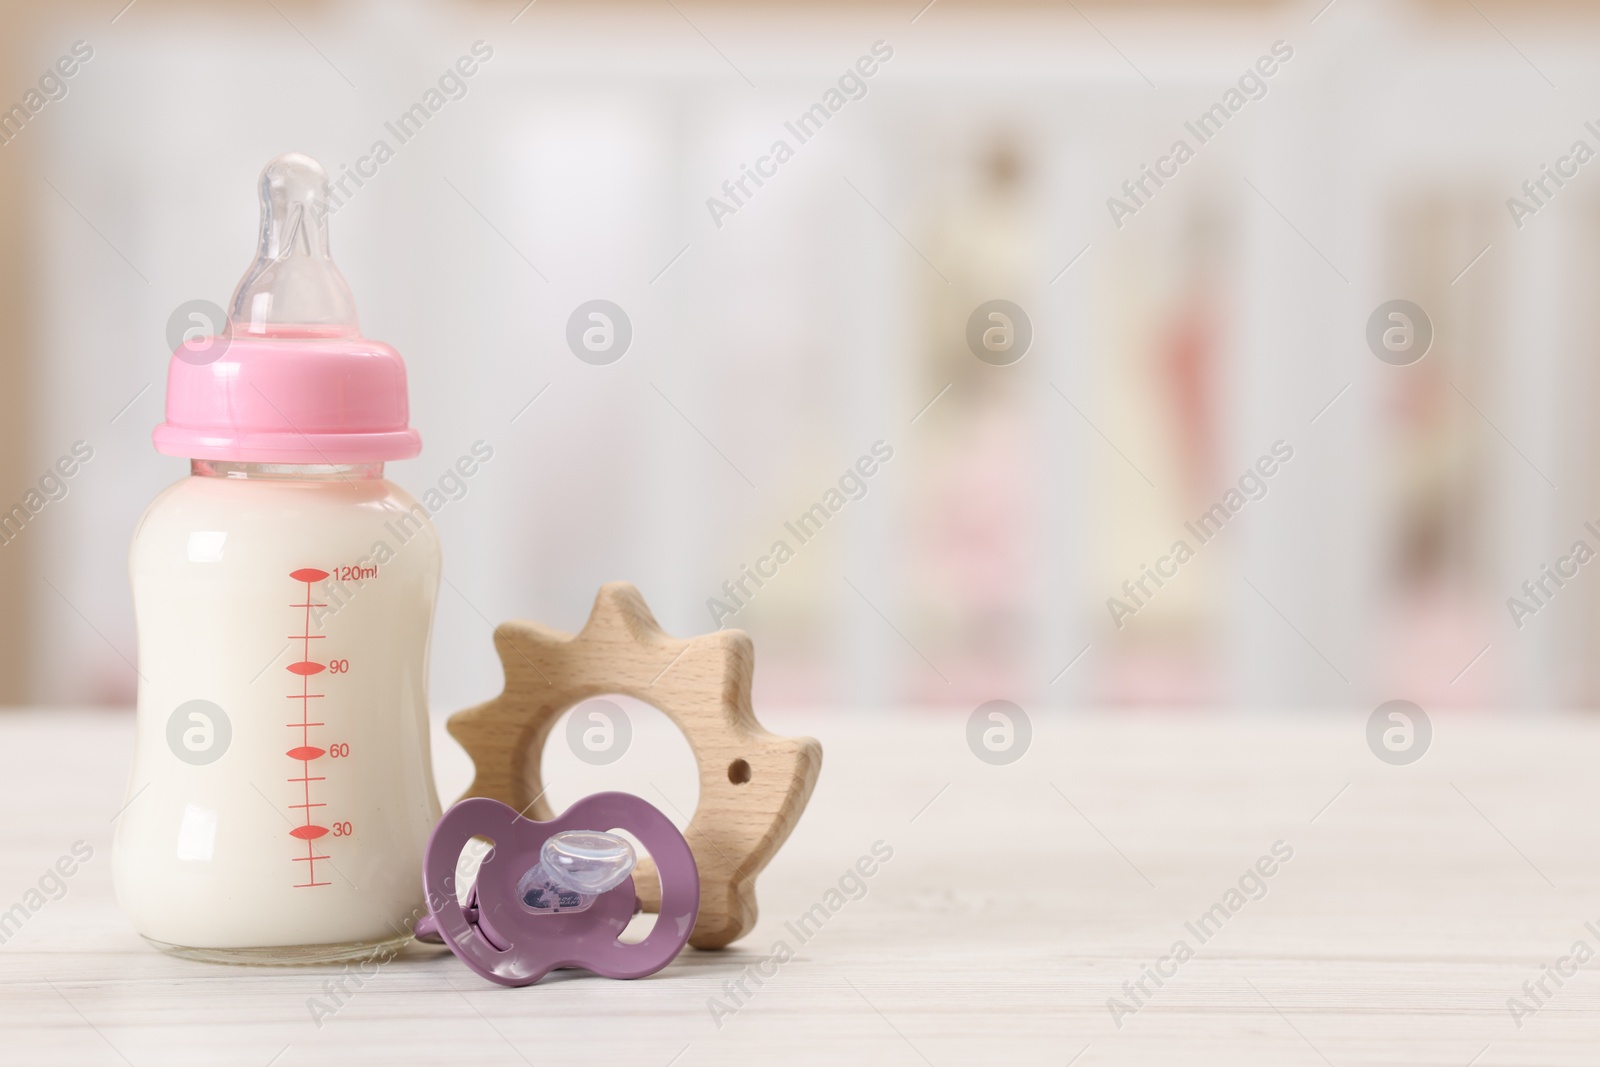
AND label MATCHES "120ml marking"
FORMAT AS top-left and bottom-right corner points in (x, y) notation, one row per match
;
(330, 563), (378, 582)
